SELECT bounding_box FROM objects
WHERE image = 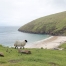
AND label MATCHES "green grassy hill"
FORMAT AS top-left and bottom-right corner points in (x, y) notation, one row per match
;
(0, 44), (66, 66)
(18, 11), (66, 35)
